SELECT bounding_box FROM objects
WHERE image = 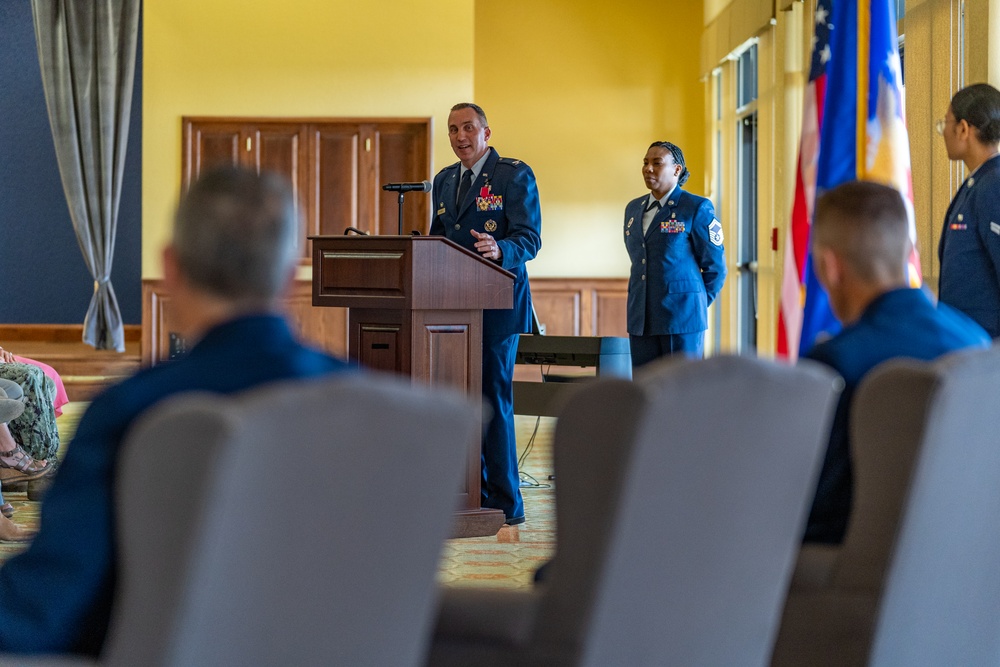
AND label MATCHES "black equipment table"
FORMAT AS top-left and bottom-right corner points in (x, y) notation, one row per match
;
(513, 335), (631, 417)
